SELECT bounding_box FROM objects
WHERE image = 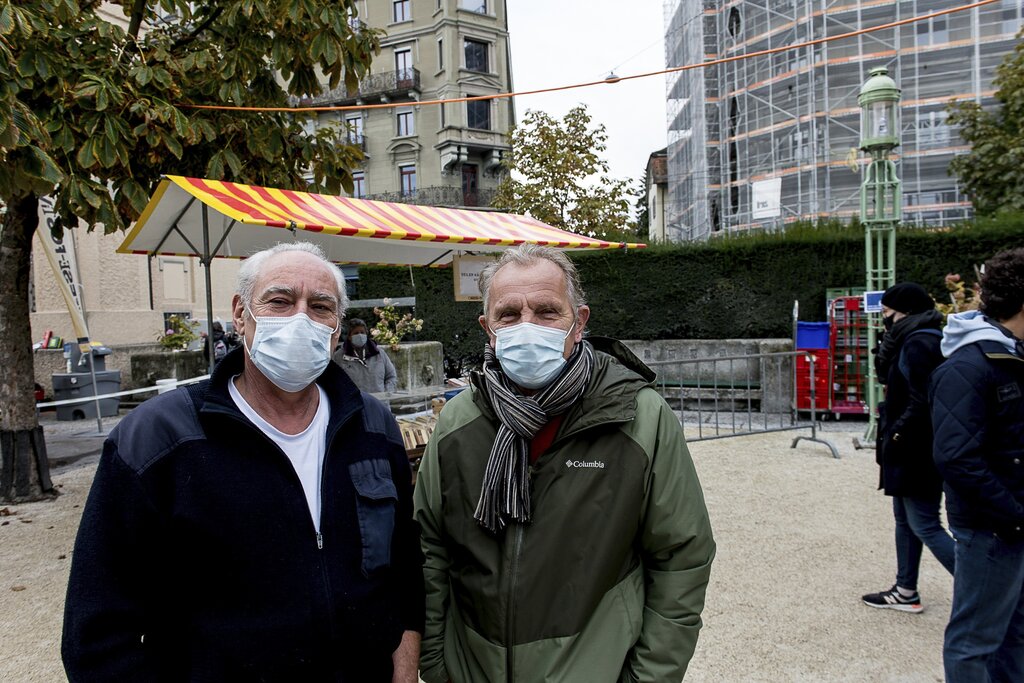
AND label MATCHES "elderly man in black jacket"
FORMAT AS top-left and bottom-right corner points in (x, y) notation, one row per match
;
(862, 283), (954, 614)
(931, 248), (1024, 683)
(62, 242), (423, 682)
